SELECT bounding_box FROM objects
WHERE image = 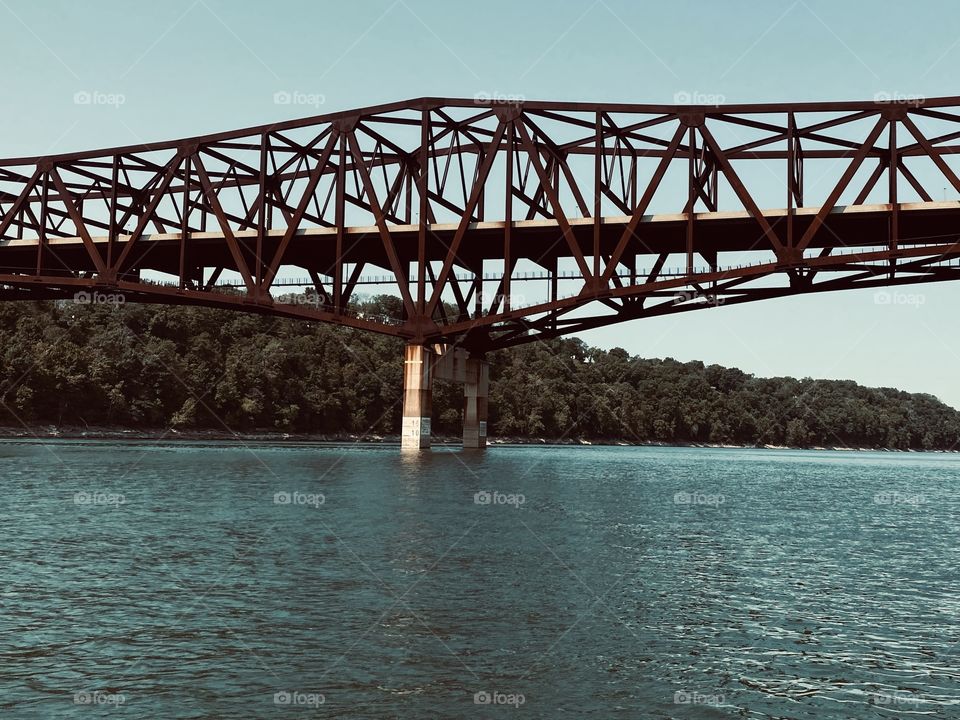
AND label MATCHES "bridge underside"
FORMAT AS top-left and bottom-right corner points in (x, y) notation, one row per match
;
(0, 200), (957, 351)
